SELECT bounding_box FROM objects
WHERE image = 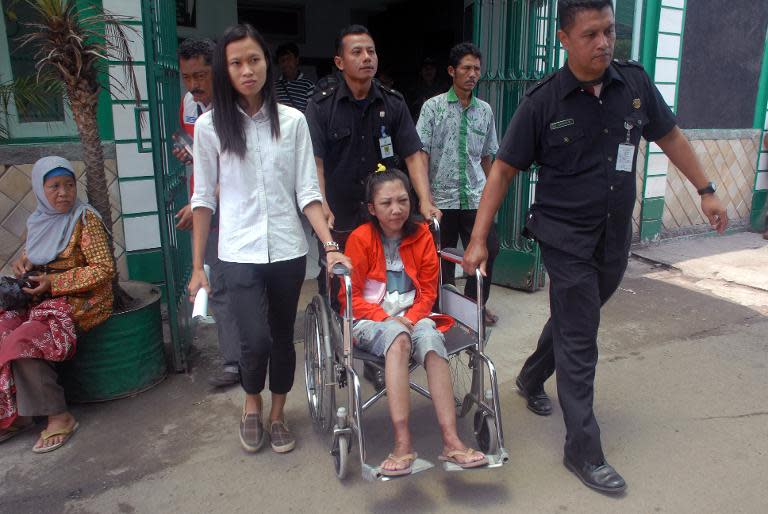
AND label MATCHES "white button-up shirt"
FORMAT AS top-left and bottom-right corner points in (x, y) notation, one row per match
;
(191, 103), (323, 264)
